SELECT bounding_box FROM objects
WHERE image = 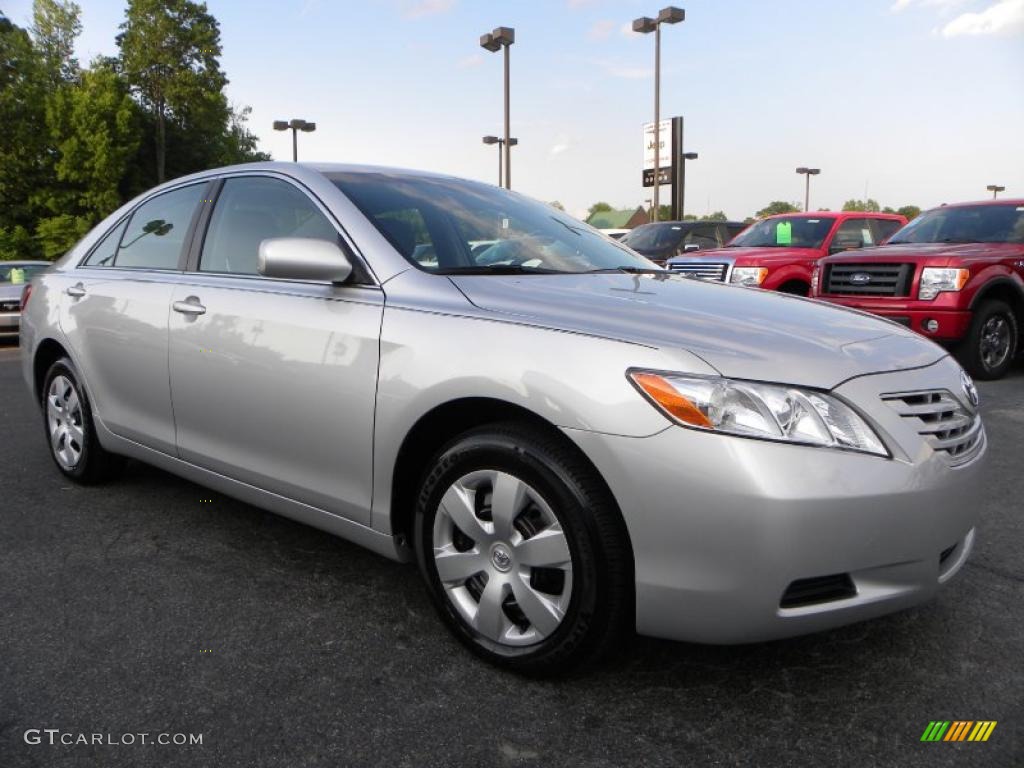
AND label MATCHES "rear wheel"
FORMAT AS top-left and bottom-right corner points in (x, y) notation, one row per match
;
(414, 423), (632, 675)
(41, 357), (122, 483)
(959, 300), (1018, 380)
